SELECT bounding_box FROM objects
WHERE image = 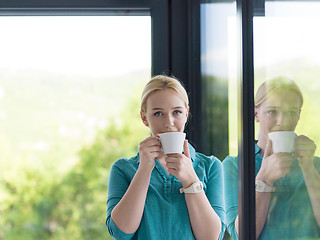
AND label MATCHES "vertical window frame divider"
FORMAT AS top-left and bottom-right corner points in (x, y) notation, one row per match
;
(169, 0), (202, 150)
(237, 0), (256, 239)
